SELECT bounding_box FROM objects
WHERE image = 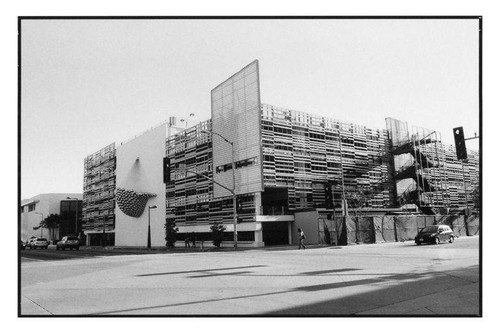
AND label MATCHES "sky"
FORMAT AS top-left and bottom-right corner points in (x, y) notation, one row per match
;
(20, 18), (480, 199)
